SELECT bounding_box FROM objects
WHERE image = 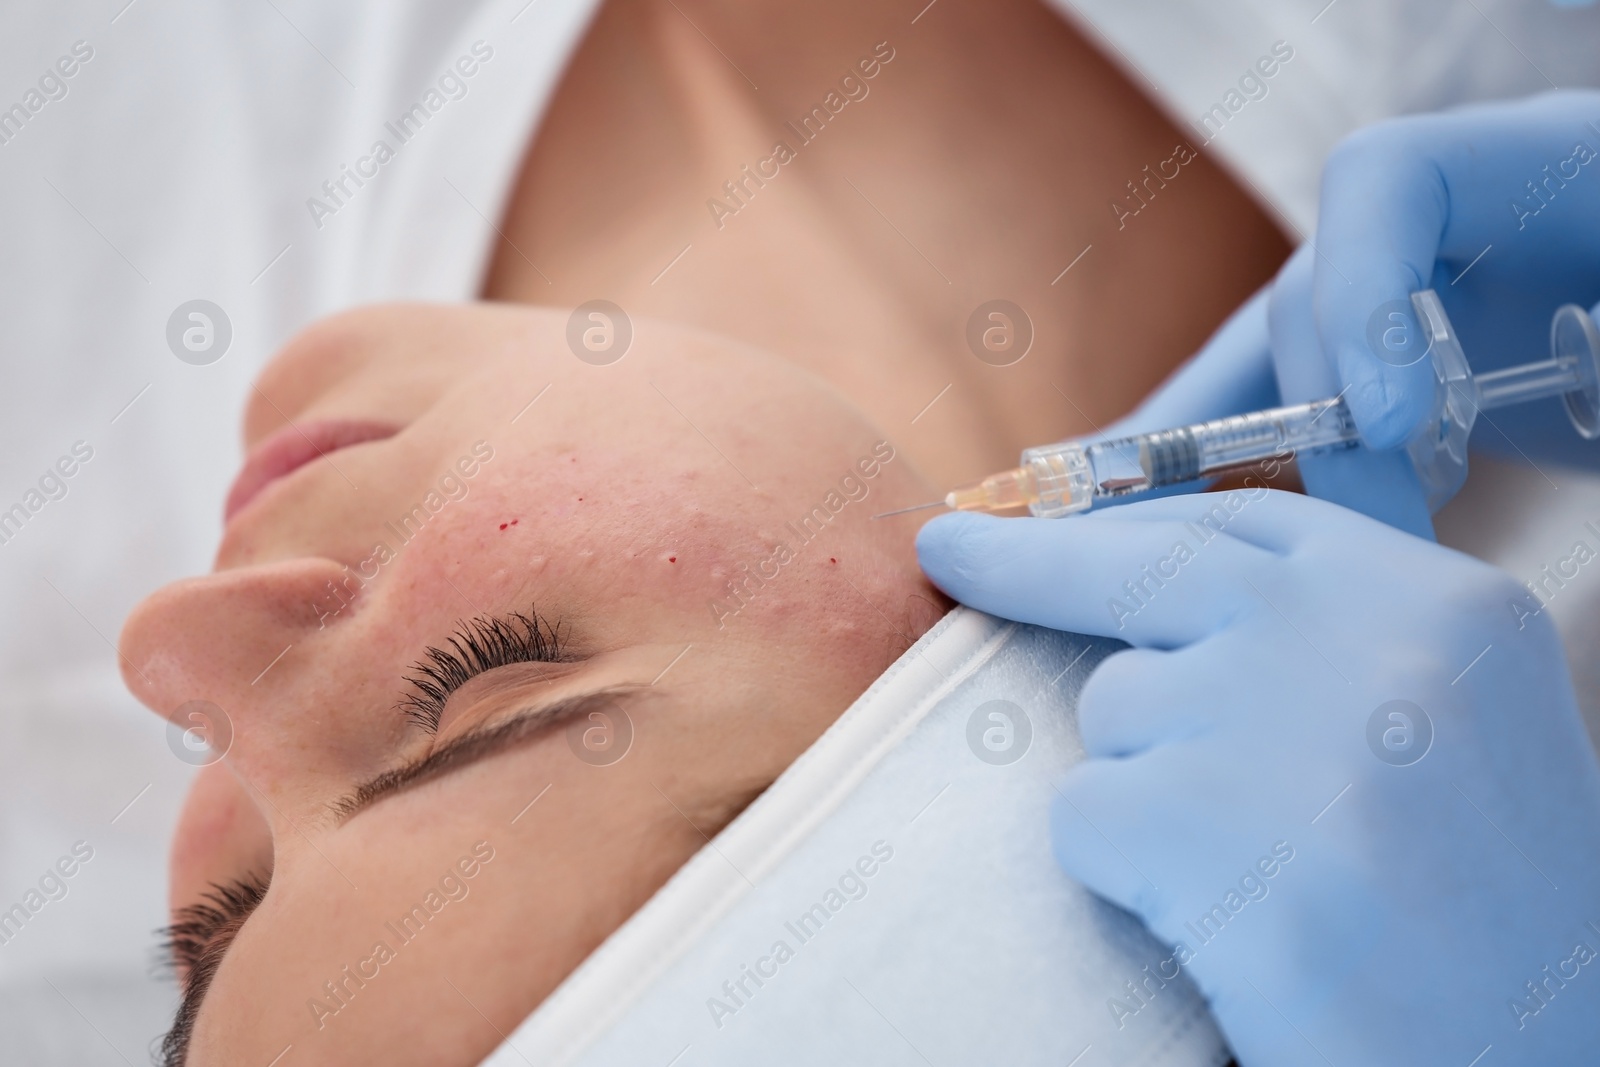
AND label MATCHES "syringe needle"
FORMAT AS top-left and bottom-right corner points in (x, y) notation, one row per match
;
(871, 501), (948, 519)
